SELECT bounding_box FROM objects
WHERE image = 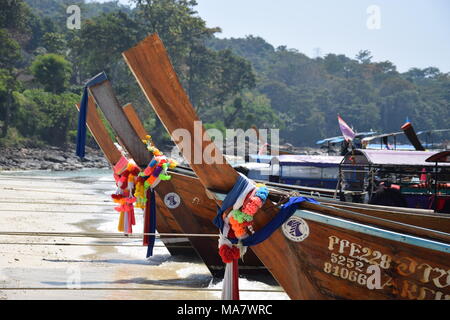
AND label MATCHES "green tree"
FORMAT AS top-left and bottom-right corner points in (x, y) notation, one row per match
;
(0, 69), (19, 138)
(42, 32), (67, 54)
(70, 11), (140, 79)
(355, 50), (373, 64)
(0, 0), (31, 31)
(31, 53), (72, 93)
(0, 29), (22, 69)
(133, 0), (220, 71)
(224, 91), (282, 129)
(17, 89), (79, 145)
